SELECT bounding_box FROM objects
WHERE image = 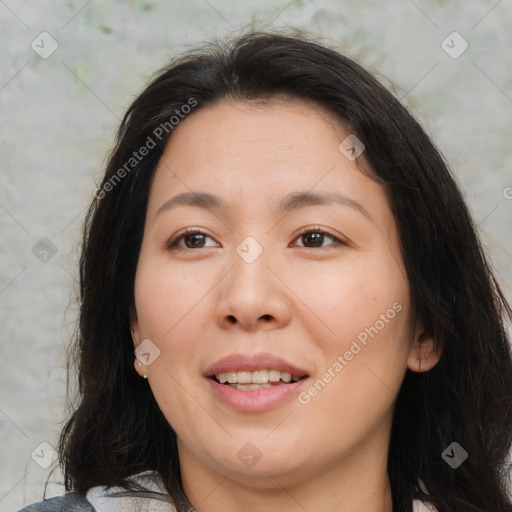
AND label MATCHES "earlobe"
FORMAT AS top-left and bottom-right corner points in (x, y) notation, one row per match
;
(407, 325), (442, 373)
(134, 358), (146, 378)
